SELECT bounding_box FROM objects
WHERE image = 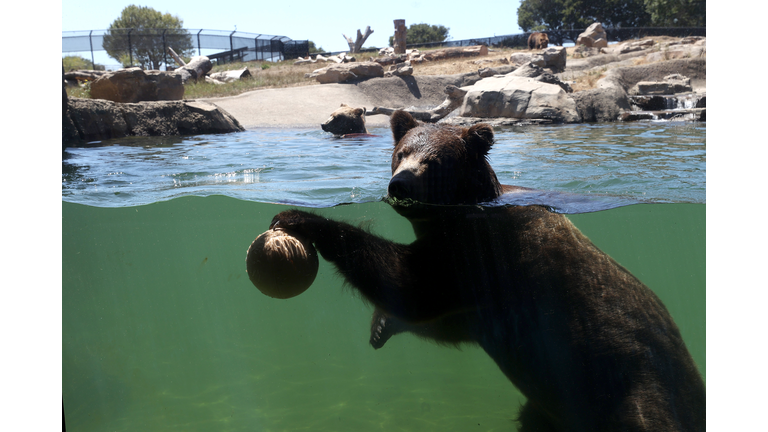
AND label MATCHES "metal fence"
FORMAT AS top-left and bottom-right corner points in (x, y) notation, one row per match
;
(62, 29), (309, 70)
(406, 27), (706, 50)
